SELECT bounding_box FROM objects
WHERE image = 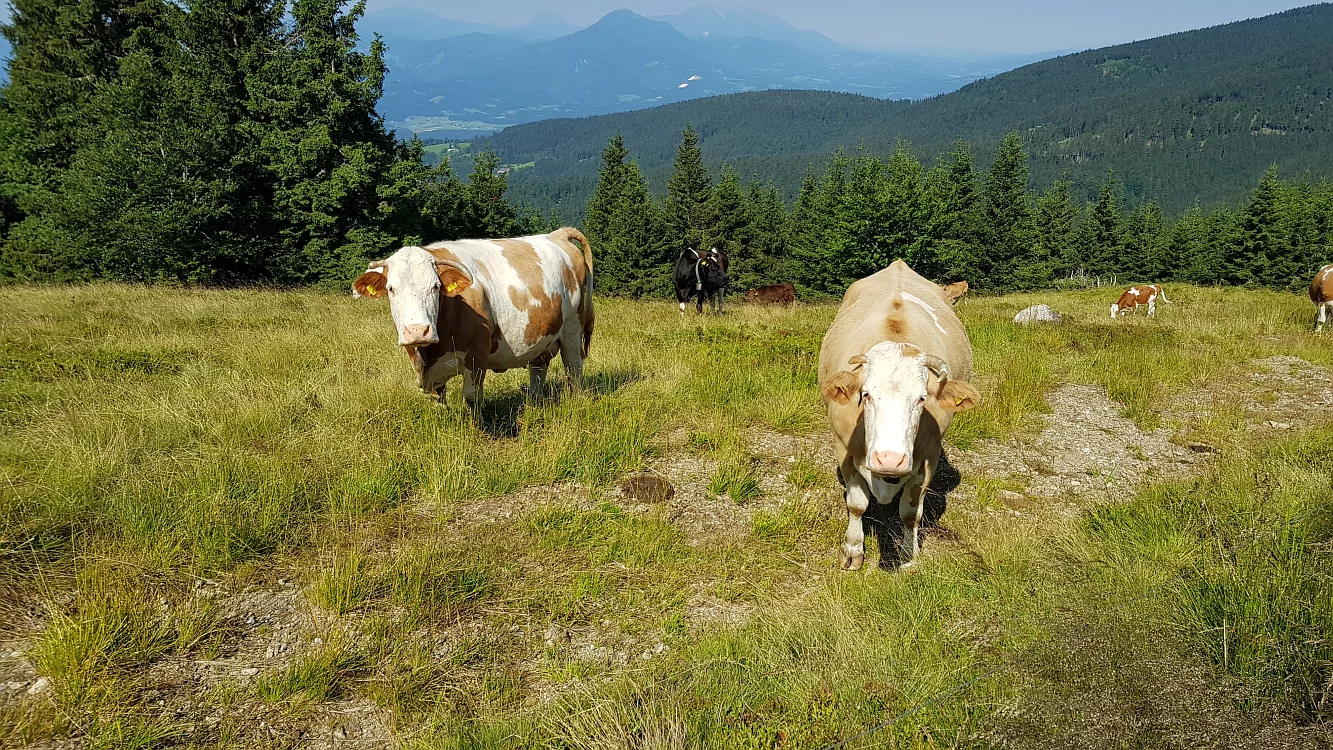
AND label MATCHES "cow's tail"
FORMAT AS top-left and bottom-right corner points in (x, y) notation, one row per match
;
(1157, 285), (1172, 304)
(553, 227), (595, 356)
